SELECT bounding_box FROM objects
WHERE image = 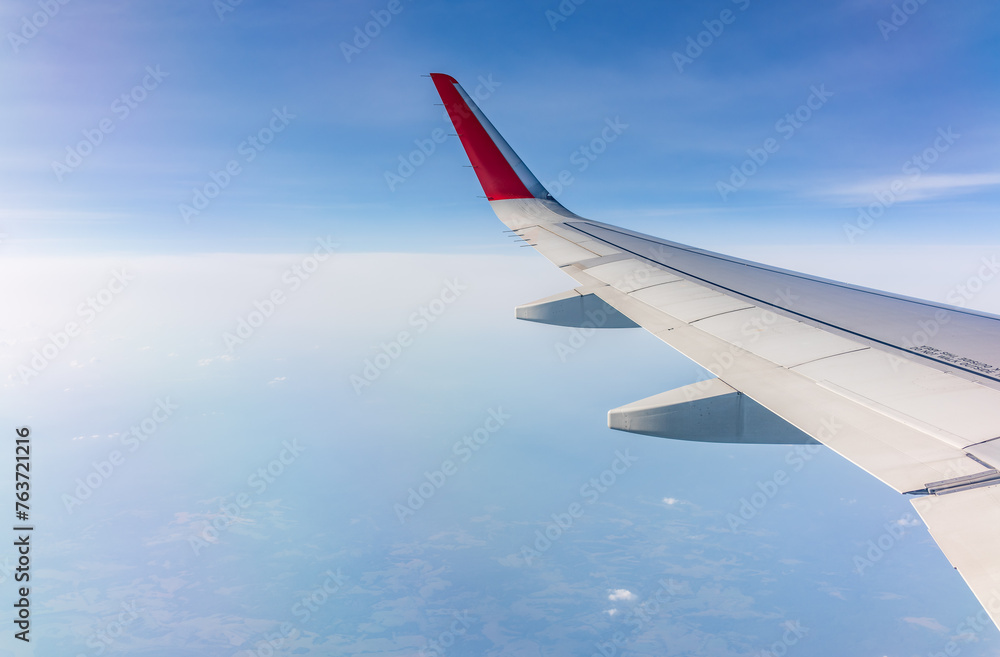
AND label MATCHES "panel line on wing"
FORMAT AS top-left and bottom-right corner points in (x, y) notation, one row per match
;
(816, 379), (972, 450)
(782, 346), (870, 369)
(566, 221), (1000, 323)
(688, 306), (761, 323)
(559, 221), (1000, 387)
